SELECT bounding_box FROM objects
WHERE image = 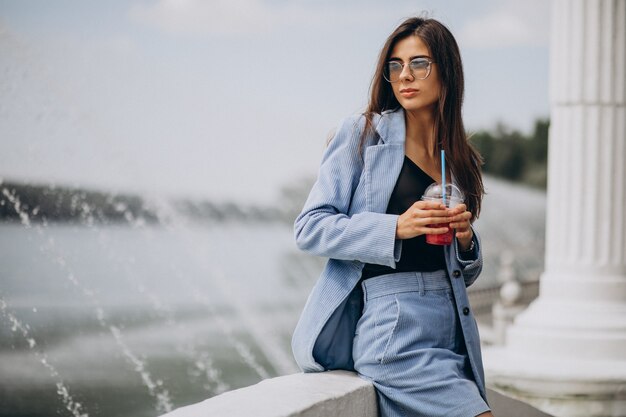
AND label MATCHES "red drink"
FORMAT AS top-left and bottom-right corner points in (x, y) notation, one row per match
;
(425, 224), (453, 245)
(421, 183), (464, 247)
